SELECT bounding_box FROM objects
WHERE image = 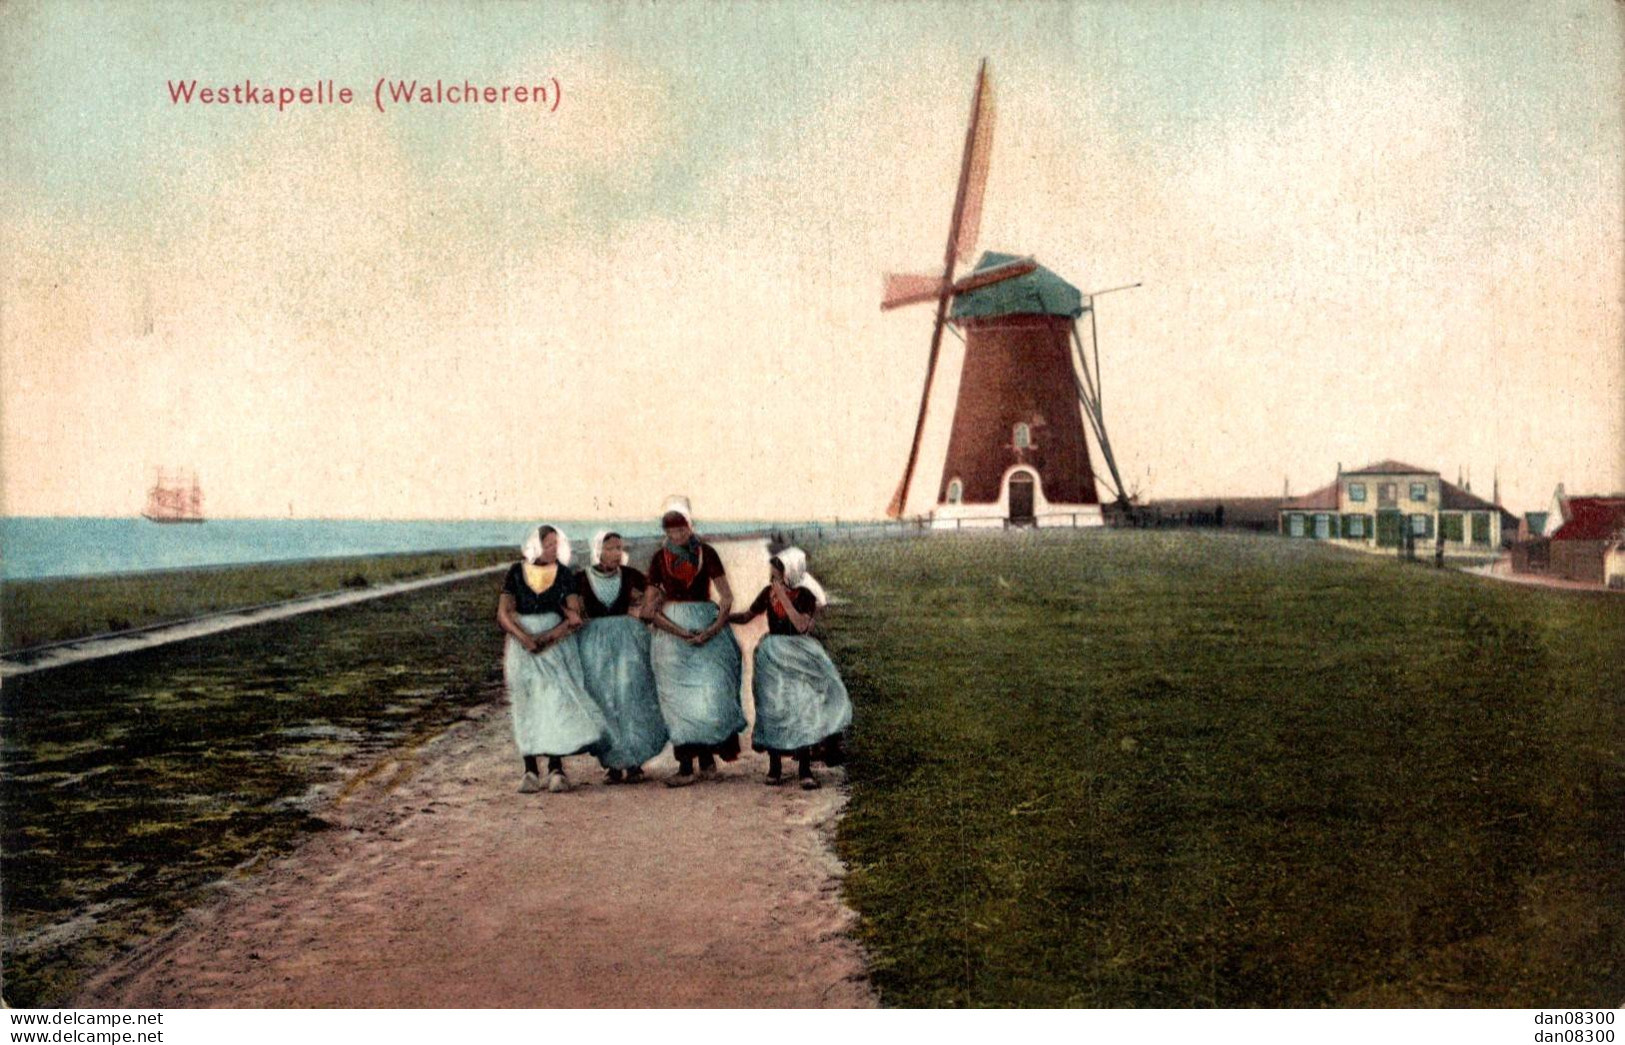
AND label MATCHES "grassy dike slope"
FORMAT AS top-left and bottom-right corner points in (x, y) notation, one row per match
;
(2, 548), (515, 653)
(815, 530), (1624, 1007)
(1, 570), (510, 1005)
